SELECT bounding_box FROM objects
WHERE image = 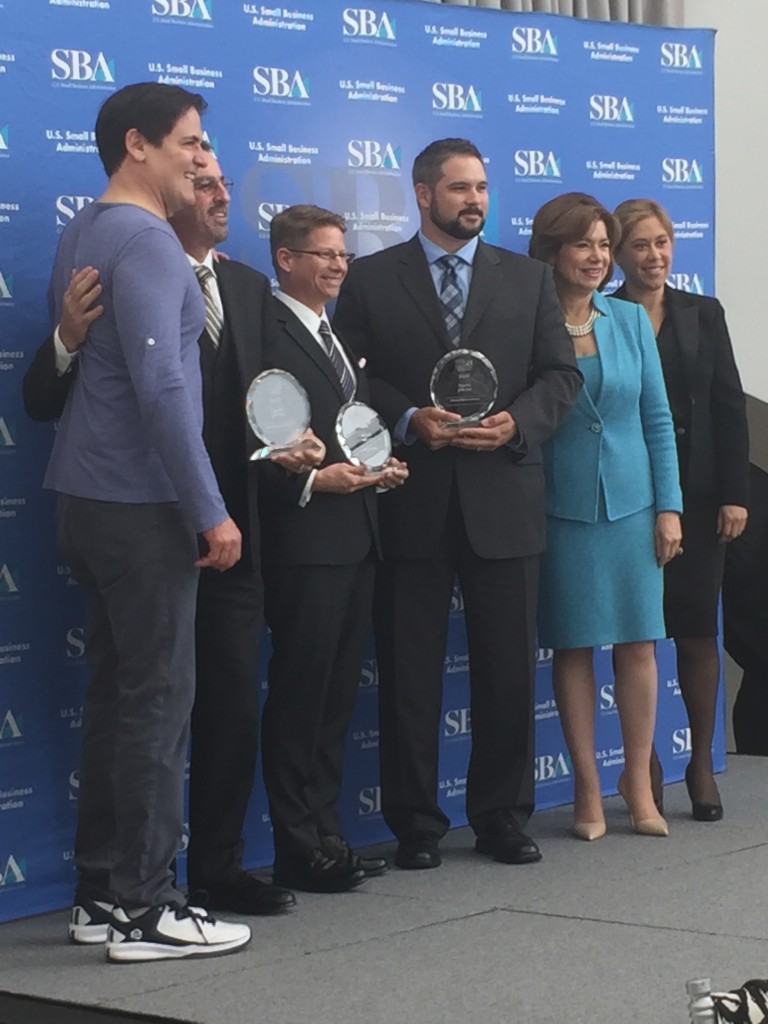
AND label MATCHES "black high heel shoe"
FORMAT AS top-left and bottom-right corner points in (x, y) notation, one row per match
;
(685, 764), (723, 822)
